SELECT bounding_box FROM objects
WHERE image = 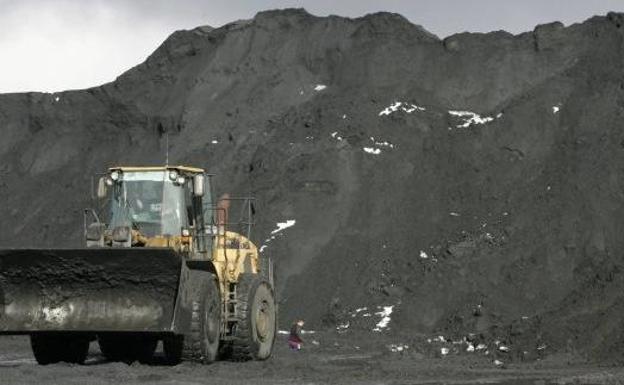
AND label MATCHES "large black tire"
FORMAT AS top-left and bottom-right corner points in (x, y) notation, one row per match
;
(97, 337), (122, 361)
(98, 334), (157, 364)
(180, 270), (221, 364)
(30, 333), (89, 365)
(136, 337), (158, 364)
(230, 274), (276, 361)
(163, 334), (184, 365)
